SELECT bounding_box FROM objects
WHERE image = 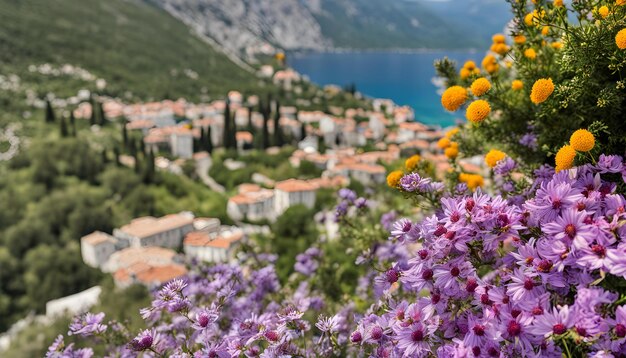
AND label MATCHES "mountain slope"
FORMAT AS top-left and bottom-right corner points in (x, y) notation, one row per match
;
(0, 0), (260, 101)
